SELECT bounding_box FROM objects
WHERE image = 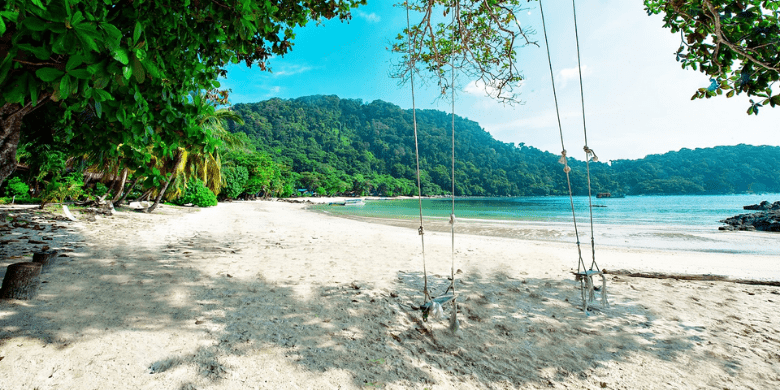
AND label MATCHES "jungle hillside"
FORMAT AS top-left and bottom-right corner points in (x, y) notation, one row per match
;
(226, 95), (780, 197)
